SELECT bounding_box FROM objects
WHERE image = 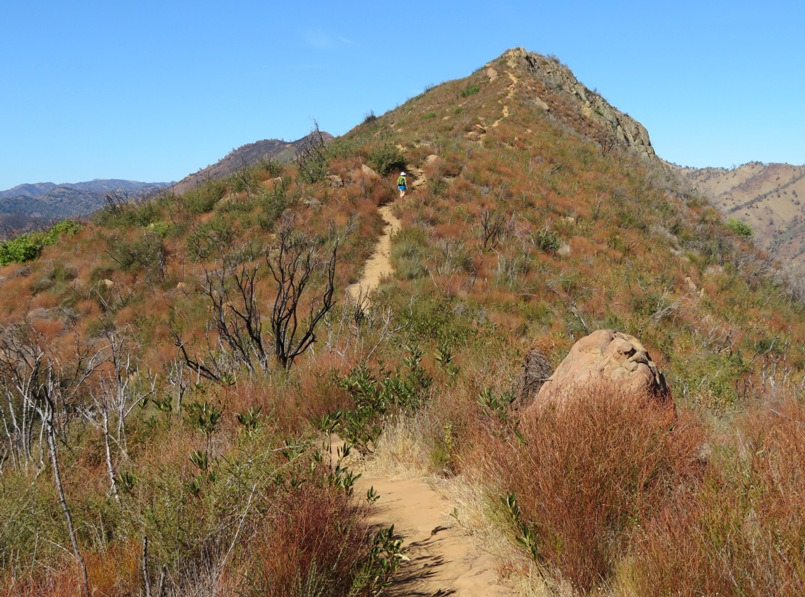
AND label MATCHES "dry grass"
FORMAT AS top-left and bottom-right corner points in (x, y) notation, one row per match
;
(619, 393), (805, 596)
(242, 483), (375, 597)
(363, 413), (432, 478)
(471, 384), (706, 593)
